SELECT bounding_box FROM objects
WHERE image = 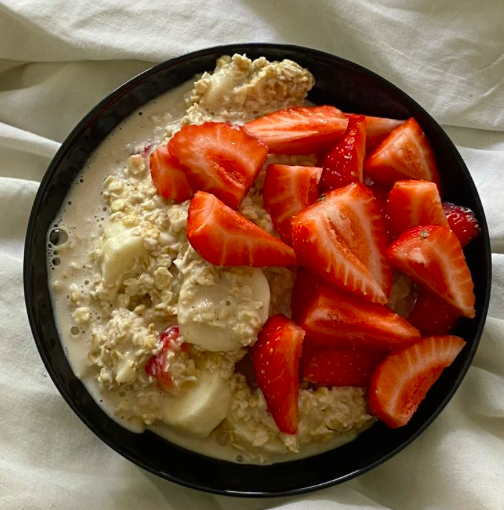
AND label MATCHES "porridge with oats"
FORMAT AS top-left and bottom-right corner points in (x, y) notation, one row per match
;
(49, 54), (473, 464)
